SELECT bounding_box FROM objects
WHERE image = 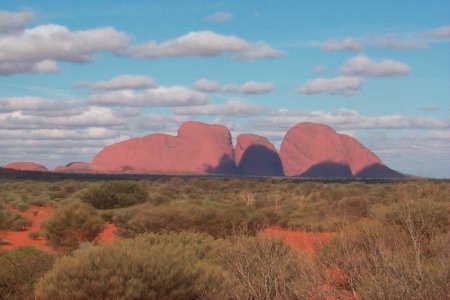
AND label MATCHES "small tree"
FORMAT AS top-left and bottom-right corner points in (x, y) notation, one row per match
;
(42, 202), (104, 253)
